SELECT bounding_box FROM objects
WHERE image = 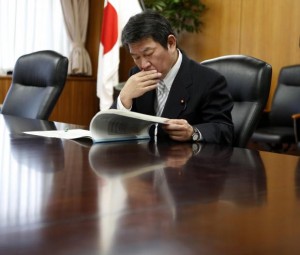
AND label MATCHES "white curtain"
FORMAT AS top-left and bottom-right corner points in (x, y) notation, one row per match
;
(60, 0), (92, 76)
(0, 0), (71, 75)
